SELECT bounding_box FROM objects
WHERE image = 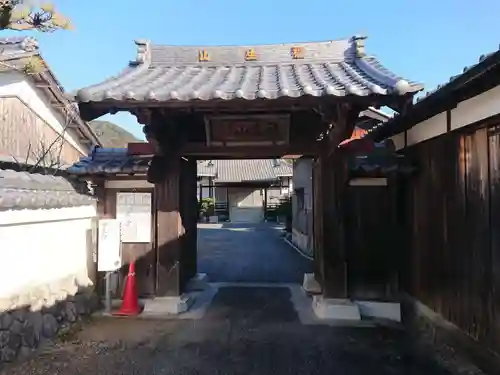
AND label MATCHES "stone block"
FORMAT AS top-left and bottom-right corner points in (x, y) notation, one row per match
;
(356, 301), (401, 322)
(143, 295), (194, 315)
(312, 296), (361, 321)
(186, 274), (210, 292)
(302, 273), (321, 295)
(0, 278), (98, 364)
